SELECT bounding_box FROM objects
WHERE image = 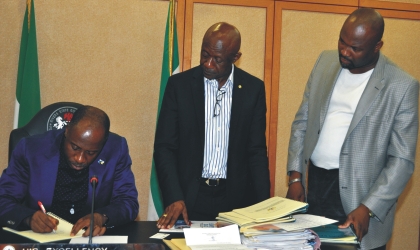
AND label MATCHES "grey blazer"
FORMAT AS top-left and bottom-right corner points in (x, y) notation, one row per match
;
(287, 50), (419, 249)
